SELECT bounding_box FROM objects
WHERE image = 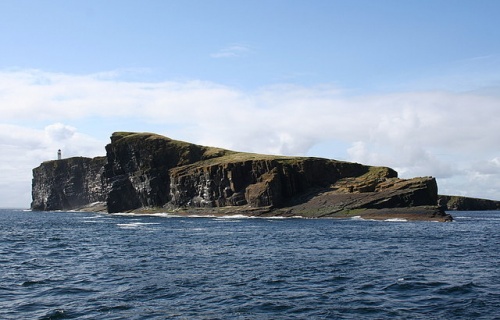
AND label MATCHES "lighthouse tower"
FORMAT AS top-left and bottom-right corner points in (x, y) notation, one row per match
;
(57, 149), (62, 160)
